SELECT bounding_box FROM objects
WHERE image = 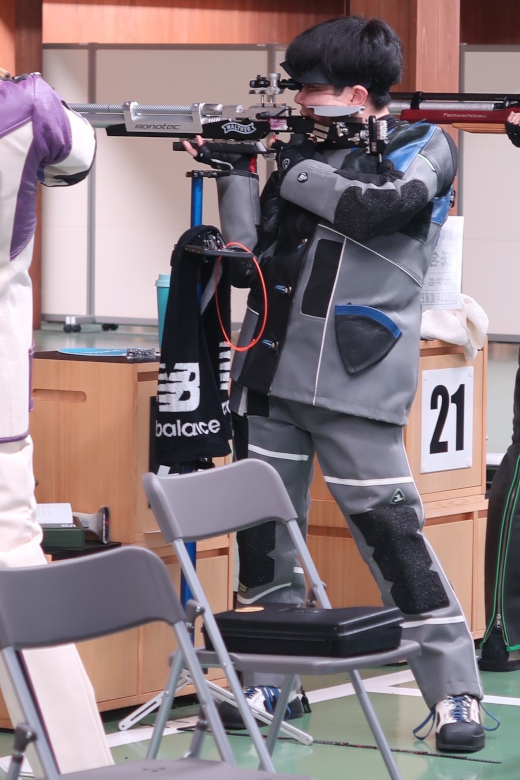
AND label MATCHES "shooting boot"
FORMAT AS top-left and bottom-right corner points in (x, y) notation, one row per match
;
(219, 686), (303, 730)
(434, 695), (485, 752)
